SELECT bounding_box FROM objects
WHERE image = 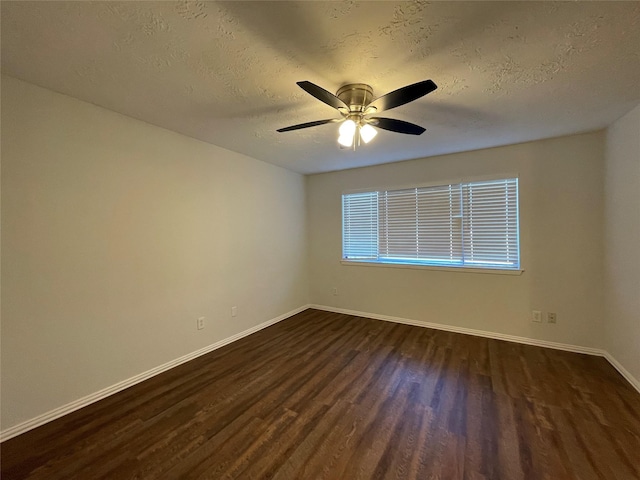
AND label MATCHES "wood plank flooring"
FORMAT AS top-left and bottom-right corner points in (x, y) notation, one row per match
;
(2, 309), (639, 479)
